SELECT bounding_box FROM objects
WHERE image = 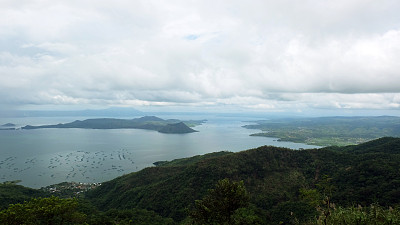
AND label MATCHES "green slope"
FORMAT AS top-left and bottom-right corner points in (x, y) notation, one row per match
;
(0, 183), (47, 210)
(85, 137), (400, 223)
